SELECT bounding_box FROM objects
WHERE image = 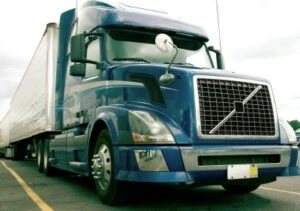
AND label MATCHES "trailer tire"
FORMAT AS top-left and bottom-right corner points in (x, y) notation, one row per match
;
(91, 129), (125, 205)
(43, 139), (54, 176)
(37, 140), (44, 173)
